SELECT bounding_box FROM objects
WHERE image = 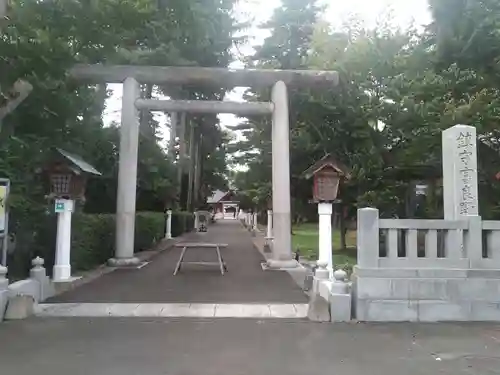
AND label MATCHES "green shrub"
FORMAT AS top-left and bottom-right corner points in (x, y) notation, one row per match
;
(134, 211), (165, 252)
(25, 213), (115, 275)
(171, 211), (194, 237)
(10, 210), (194, 278)
(71, 213), (115, 271)
(70, 211), (165, 270)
